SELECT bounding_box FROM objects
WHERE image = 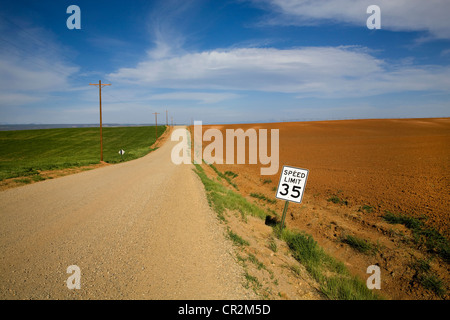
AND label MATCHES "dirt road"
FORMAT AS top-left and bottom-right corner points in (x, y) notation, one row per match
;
(0, 127), (253, 299)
